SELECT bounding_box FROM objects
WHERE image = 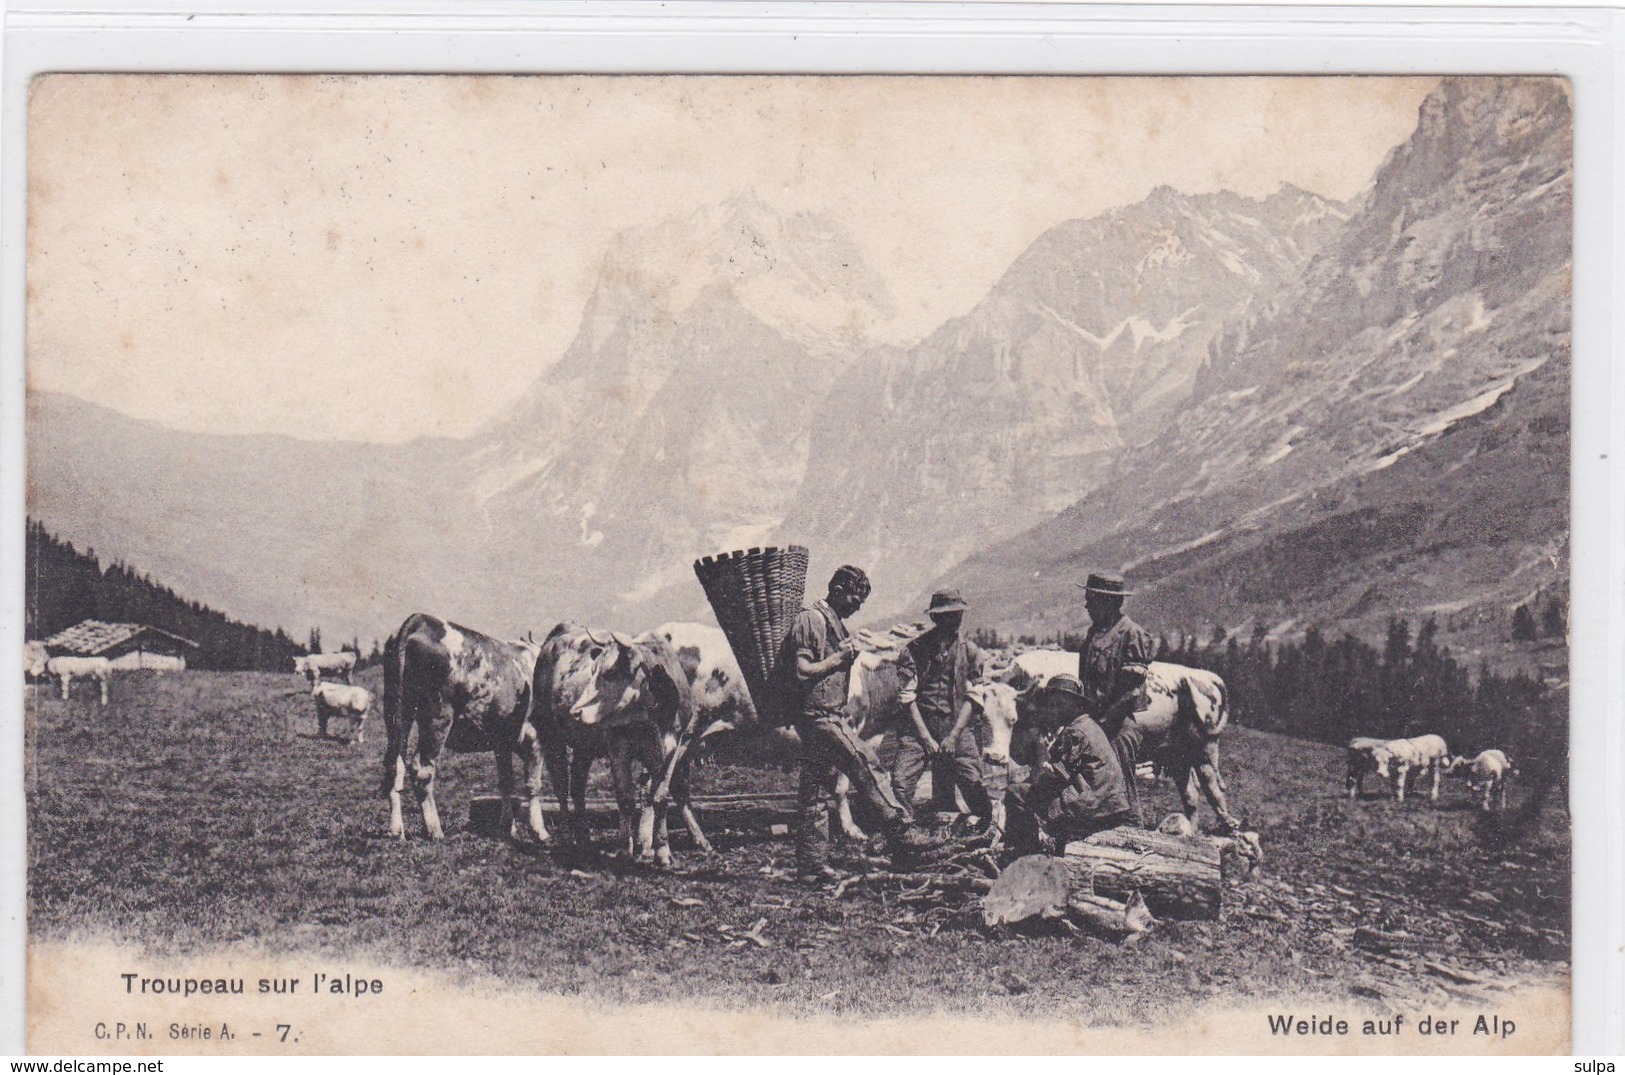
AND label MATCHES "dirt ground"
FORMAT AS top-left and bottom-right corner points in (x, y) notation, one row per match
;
(25, 670), (1570, 1029)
